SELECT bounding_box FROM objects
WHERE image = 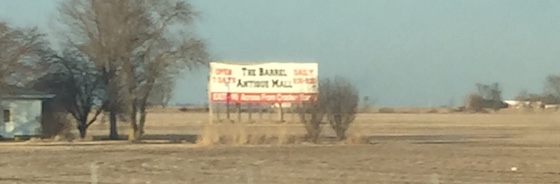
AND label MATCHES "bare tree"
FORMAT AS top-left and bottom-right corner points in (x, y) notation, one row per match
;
(56, 0), (136, 139)
(298, 76), (359, 142)
(470, 82), (505, 111)
(514, 89), (530, 101)
(465, 93), (485, 112)
(514, 89), (554, 104)
(322, 77), (359, 140)
(298, 99), (326, 143)
(545, 75), (560, 99)
(148, 76), (174, 108)
(130, 37), (207, 140)
(56, 0), (208, 141)
(33, 47), (105, 138)
(0, 21), (46, 87)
